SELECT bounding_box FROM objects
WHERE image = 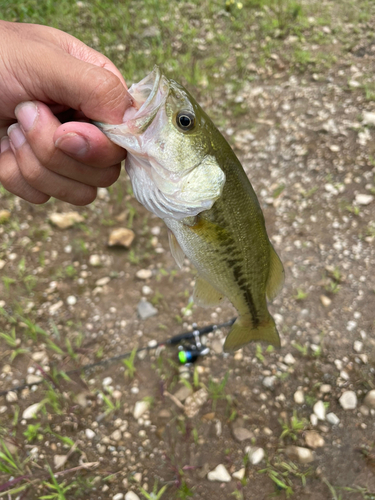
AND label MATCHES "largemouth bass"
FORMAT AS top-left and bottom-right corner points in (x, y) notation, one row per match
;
(96, 67), (284, 351)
